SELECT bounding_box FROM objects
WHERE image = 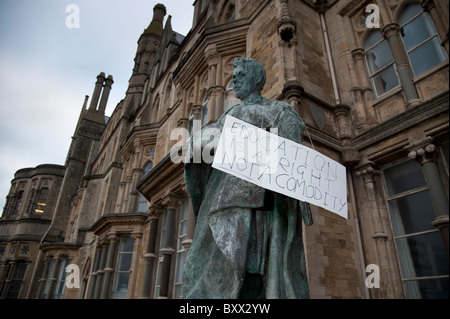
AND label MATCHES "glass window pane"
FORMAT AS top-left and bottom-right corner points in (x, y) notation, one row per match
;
(409, 38), (447, 76)
(6, 262), (27, 299)
(405, 278), (449, 299)
(396, 232), (449, 278)
(176, 251), (185, 283)
(371, 65), (399, 96)
(440, 141), (449, 170)
(181, 198), (189, 219)
(120, 236), (134, 252)
(399, 4), (423, 25)
(137, 196), (147, 212)
(118, 253), (132, 271)
(174, 284), (183, 299)
(364, 31), (383, 50)
(401, 15), (432, 51)
(113, 272), (130, 292)
(202, 104), (208, 126)
(179, 220), (187, 236)
(366, 40), (394, 74)
(388, 190), (436, 235)
(384, 160), (426, 196)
